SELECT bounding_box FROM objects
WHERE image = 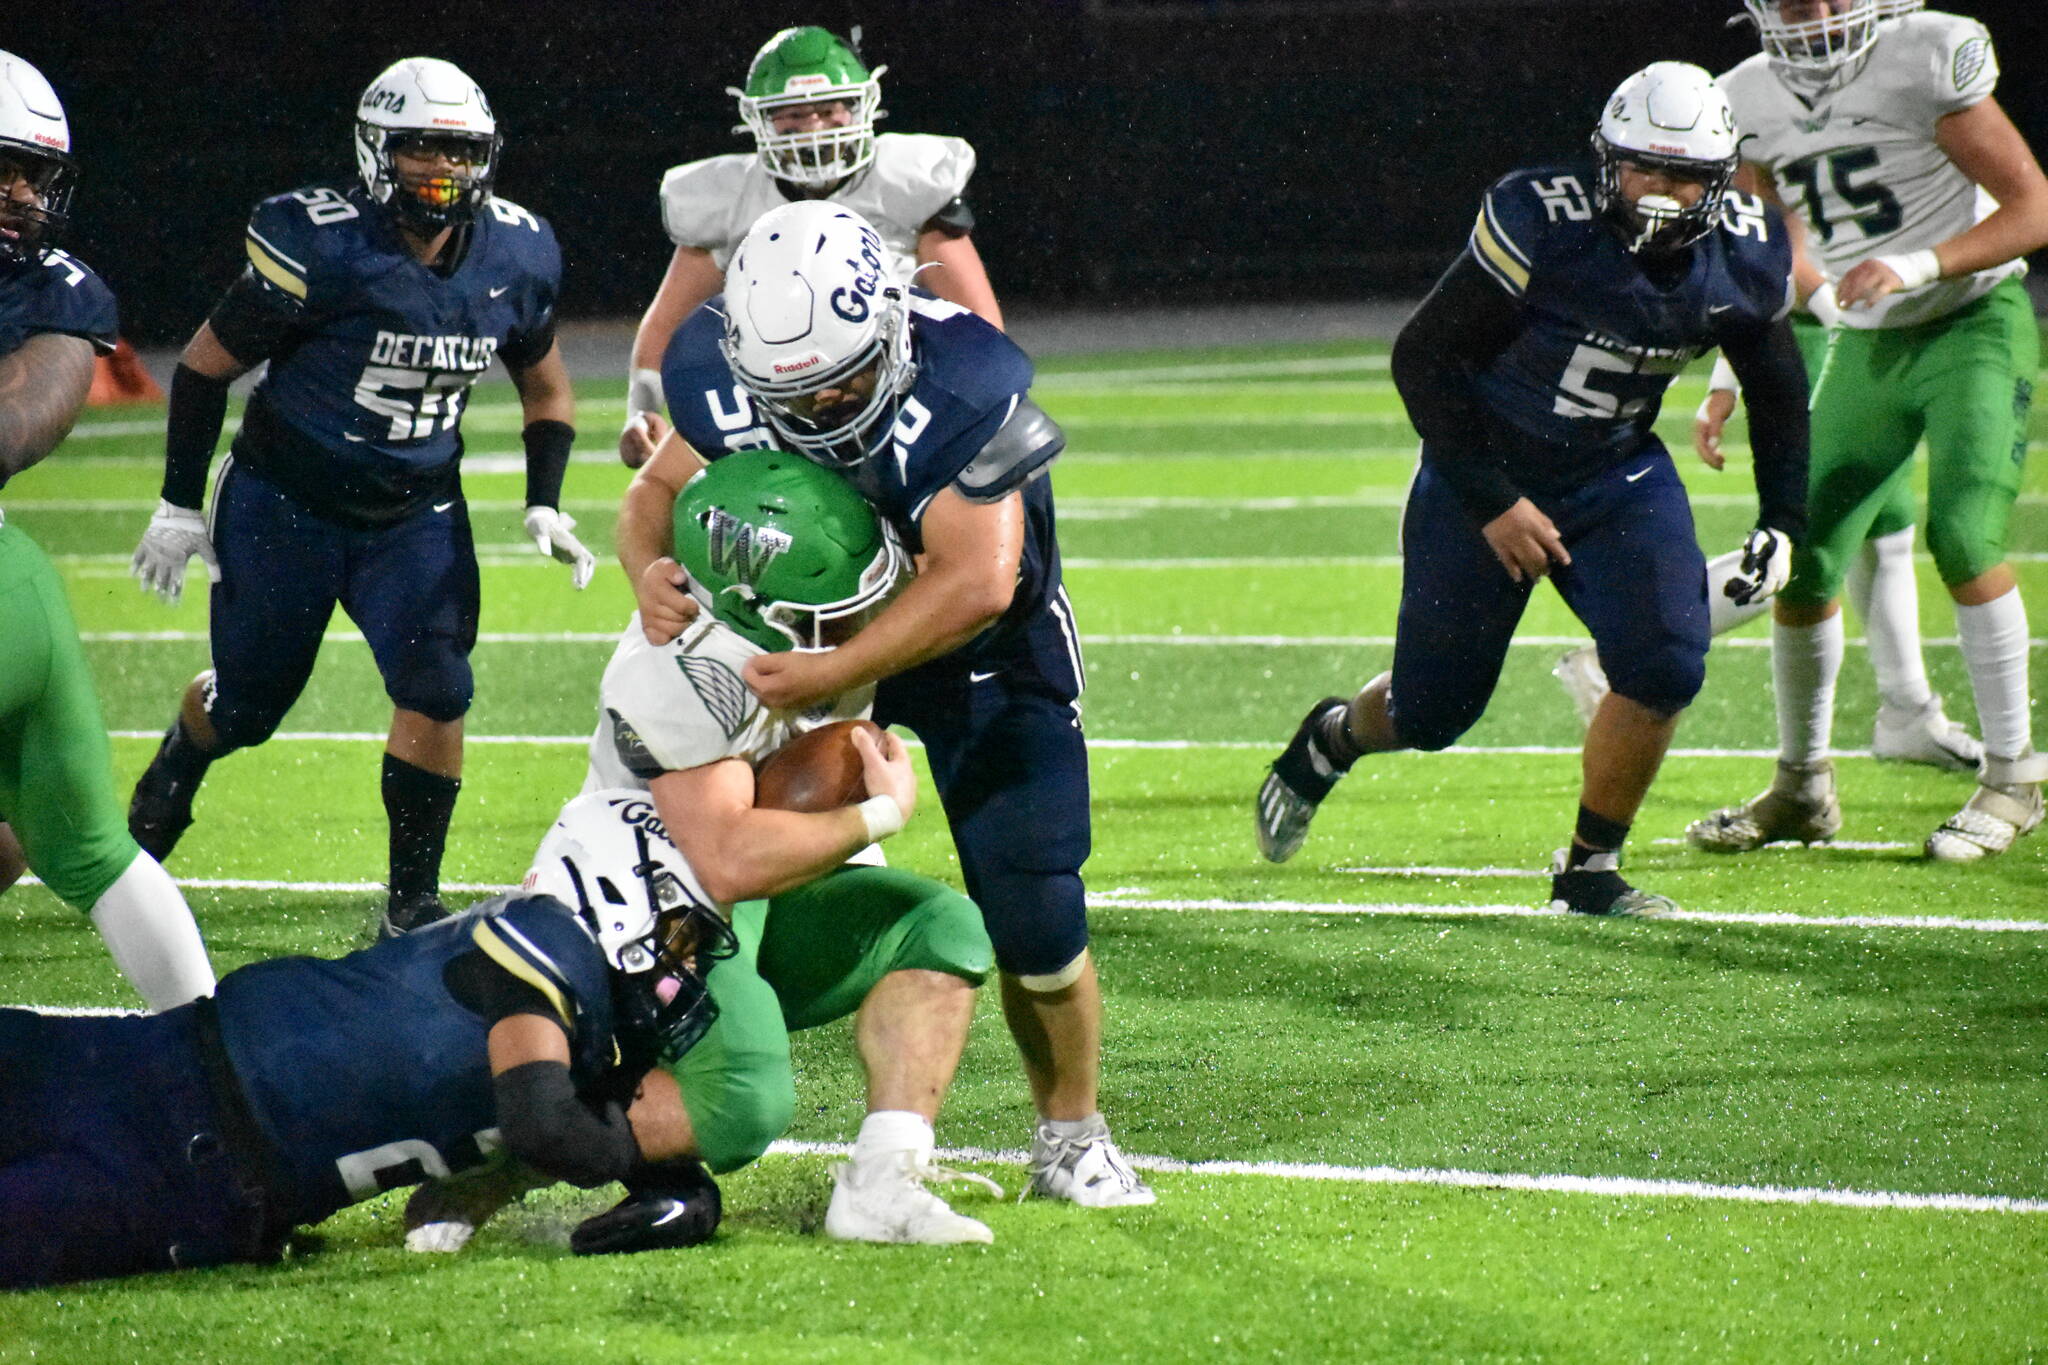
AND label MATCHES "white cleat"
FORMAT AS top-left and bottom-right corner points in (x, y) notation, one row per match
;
(824, 1151), (1000, 1245)
(1552, 645), (1610, 727)
(1026, 1121), (1157, 1208)
(1687, 760), (1842, 853)
(1872, 694), (1982, 773)
(402, 1158), (548, 1253)
(1925, 754), (2045, 863)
